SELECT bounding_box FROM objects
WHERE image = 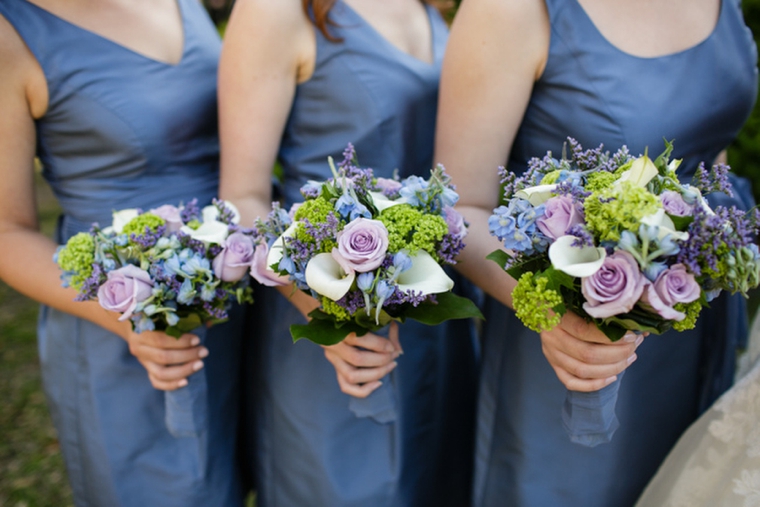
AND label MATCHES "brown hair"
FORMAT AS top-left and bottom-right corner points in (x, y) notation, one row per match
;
(301, 0), (452, 41)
